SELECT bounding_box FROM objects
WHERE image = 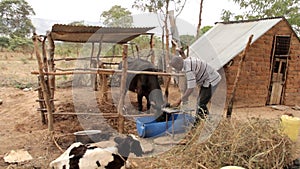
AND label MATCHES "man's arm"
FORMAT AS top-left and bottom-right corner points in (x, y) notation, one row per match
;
(172, 88), (194, 107)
